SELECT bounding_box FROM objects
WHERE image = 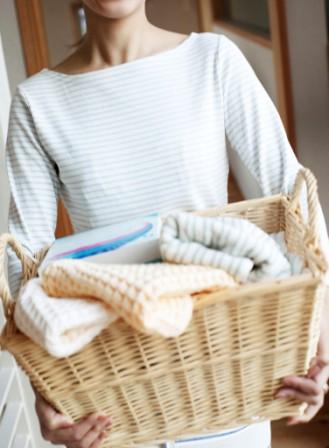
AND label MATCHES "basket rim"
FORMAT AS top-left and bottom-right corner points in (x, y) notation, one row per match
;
(0, 270), (321, 343)
(193, 270), (321, 310)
